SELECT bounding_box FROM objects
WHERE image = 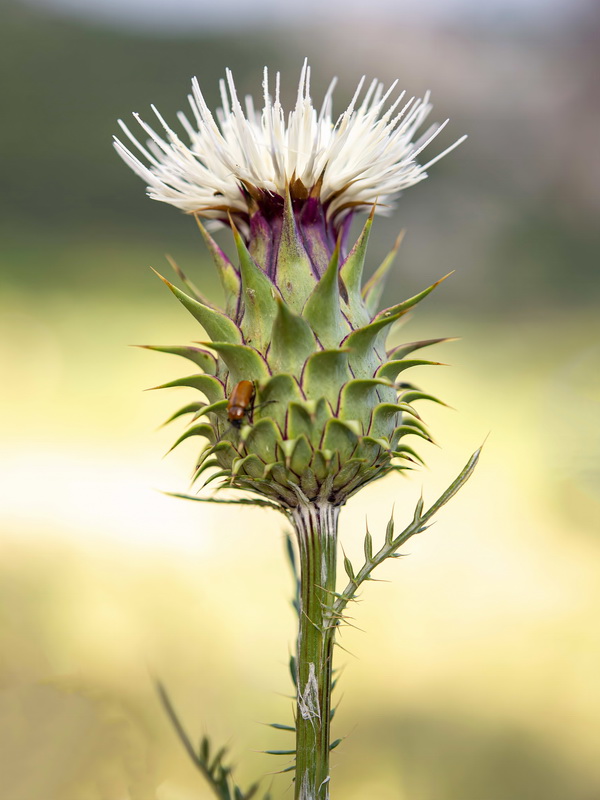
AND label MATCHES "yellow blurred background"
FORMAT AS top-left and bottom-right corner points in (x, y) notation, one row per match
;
(1, 1), (599, 797)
